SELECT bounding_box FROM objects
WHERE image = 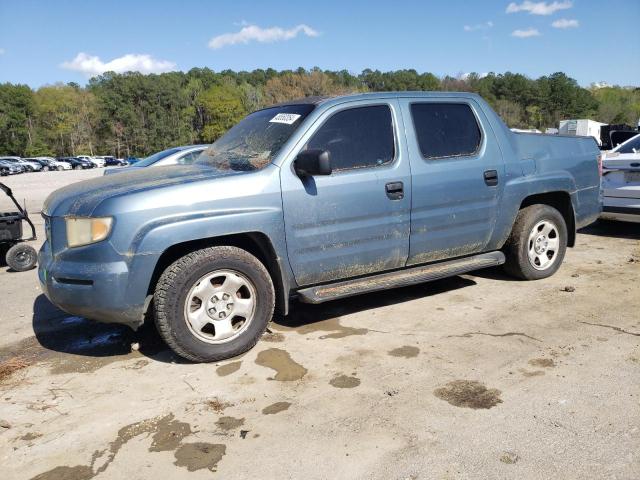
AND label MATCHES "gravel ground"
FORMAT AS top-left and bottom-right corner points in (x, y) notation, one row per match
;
(0, 168), (638, 480)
